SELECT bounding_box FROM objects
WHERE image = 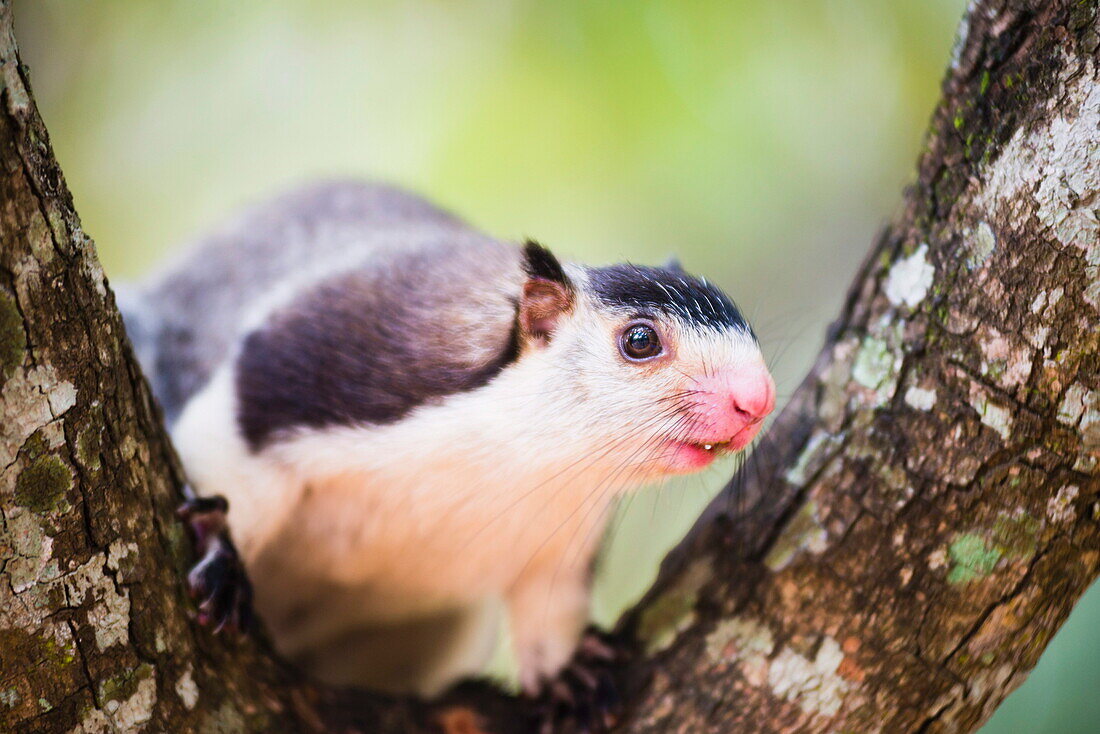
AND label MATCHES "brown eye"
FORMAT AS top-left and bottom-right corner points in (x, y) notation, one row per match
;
(620, 323), (662, 361)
